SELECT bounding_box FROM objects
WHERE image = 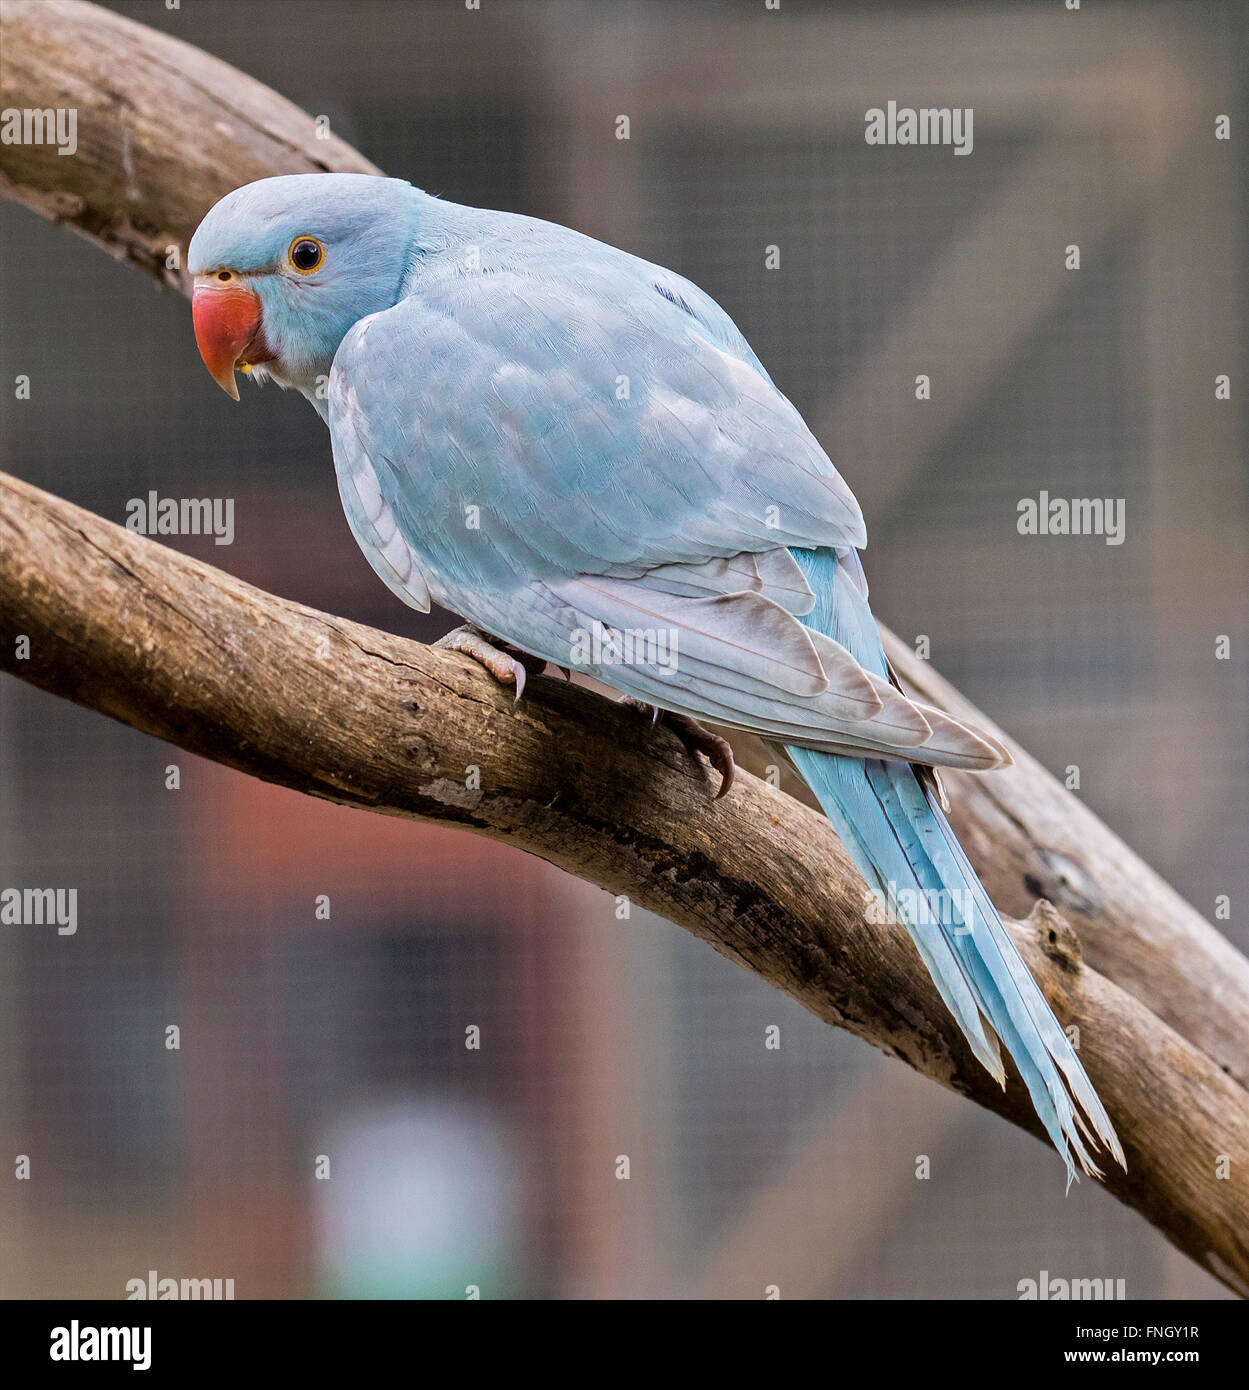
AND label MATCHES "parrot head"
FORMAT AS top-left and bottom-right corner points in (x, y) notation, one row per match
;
(187, 173), (419, 399)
